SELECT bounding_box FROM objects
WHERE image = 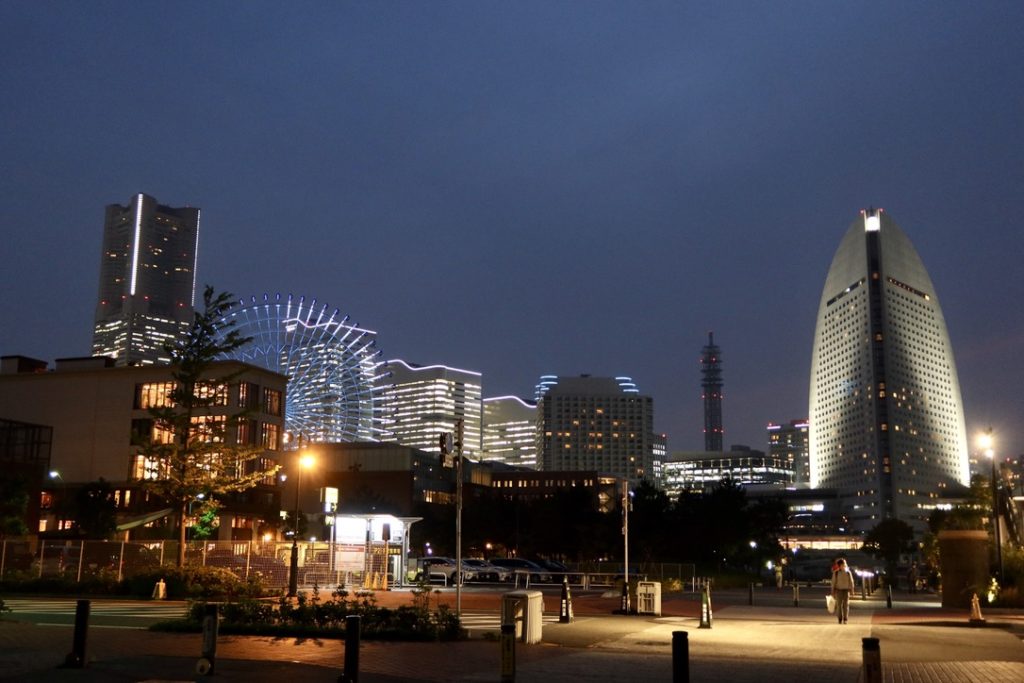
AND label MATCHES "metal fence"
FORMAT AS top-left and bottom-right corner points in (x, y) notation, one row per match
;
(0, 540), (701, 593)
(0, 539), (375, 592)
